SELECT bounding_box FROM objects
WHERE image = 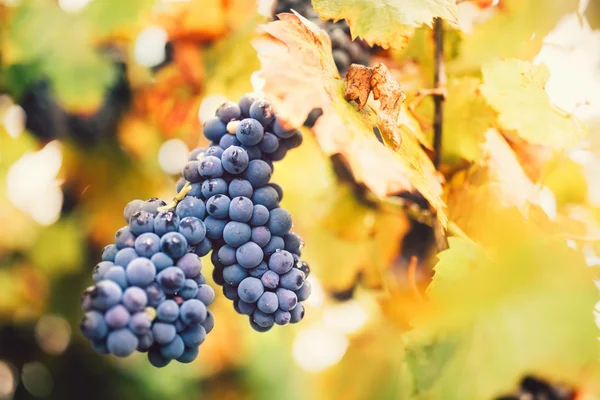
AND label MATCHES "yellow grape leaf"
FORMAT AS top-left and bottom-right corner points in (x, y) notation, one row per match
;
(481, 59), (587, 150)
(443, 77), (497, 163)
(410, 239), (598, 399)
(312, 0), (458, 49)
(450, 0), (580, 73)
(253, 12), (446, 226)
(83, 0), (154, 35)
